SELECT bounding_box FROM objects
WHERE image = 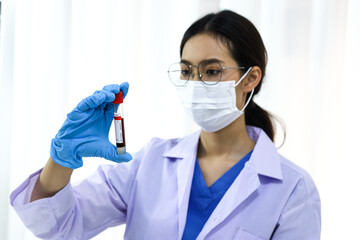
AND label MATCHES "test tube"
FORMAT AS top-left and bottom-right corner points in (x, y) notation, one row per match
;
(113, 91), (126, 155)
